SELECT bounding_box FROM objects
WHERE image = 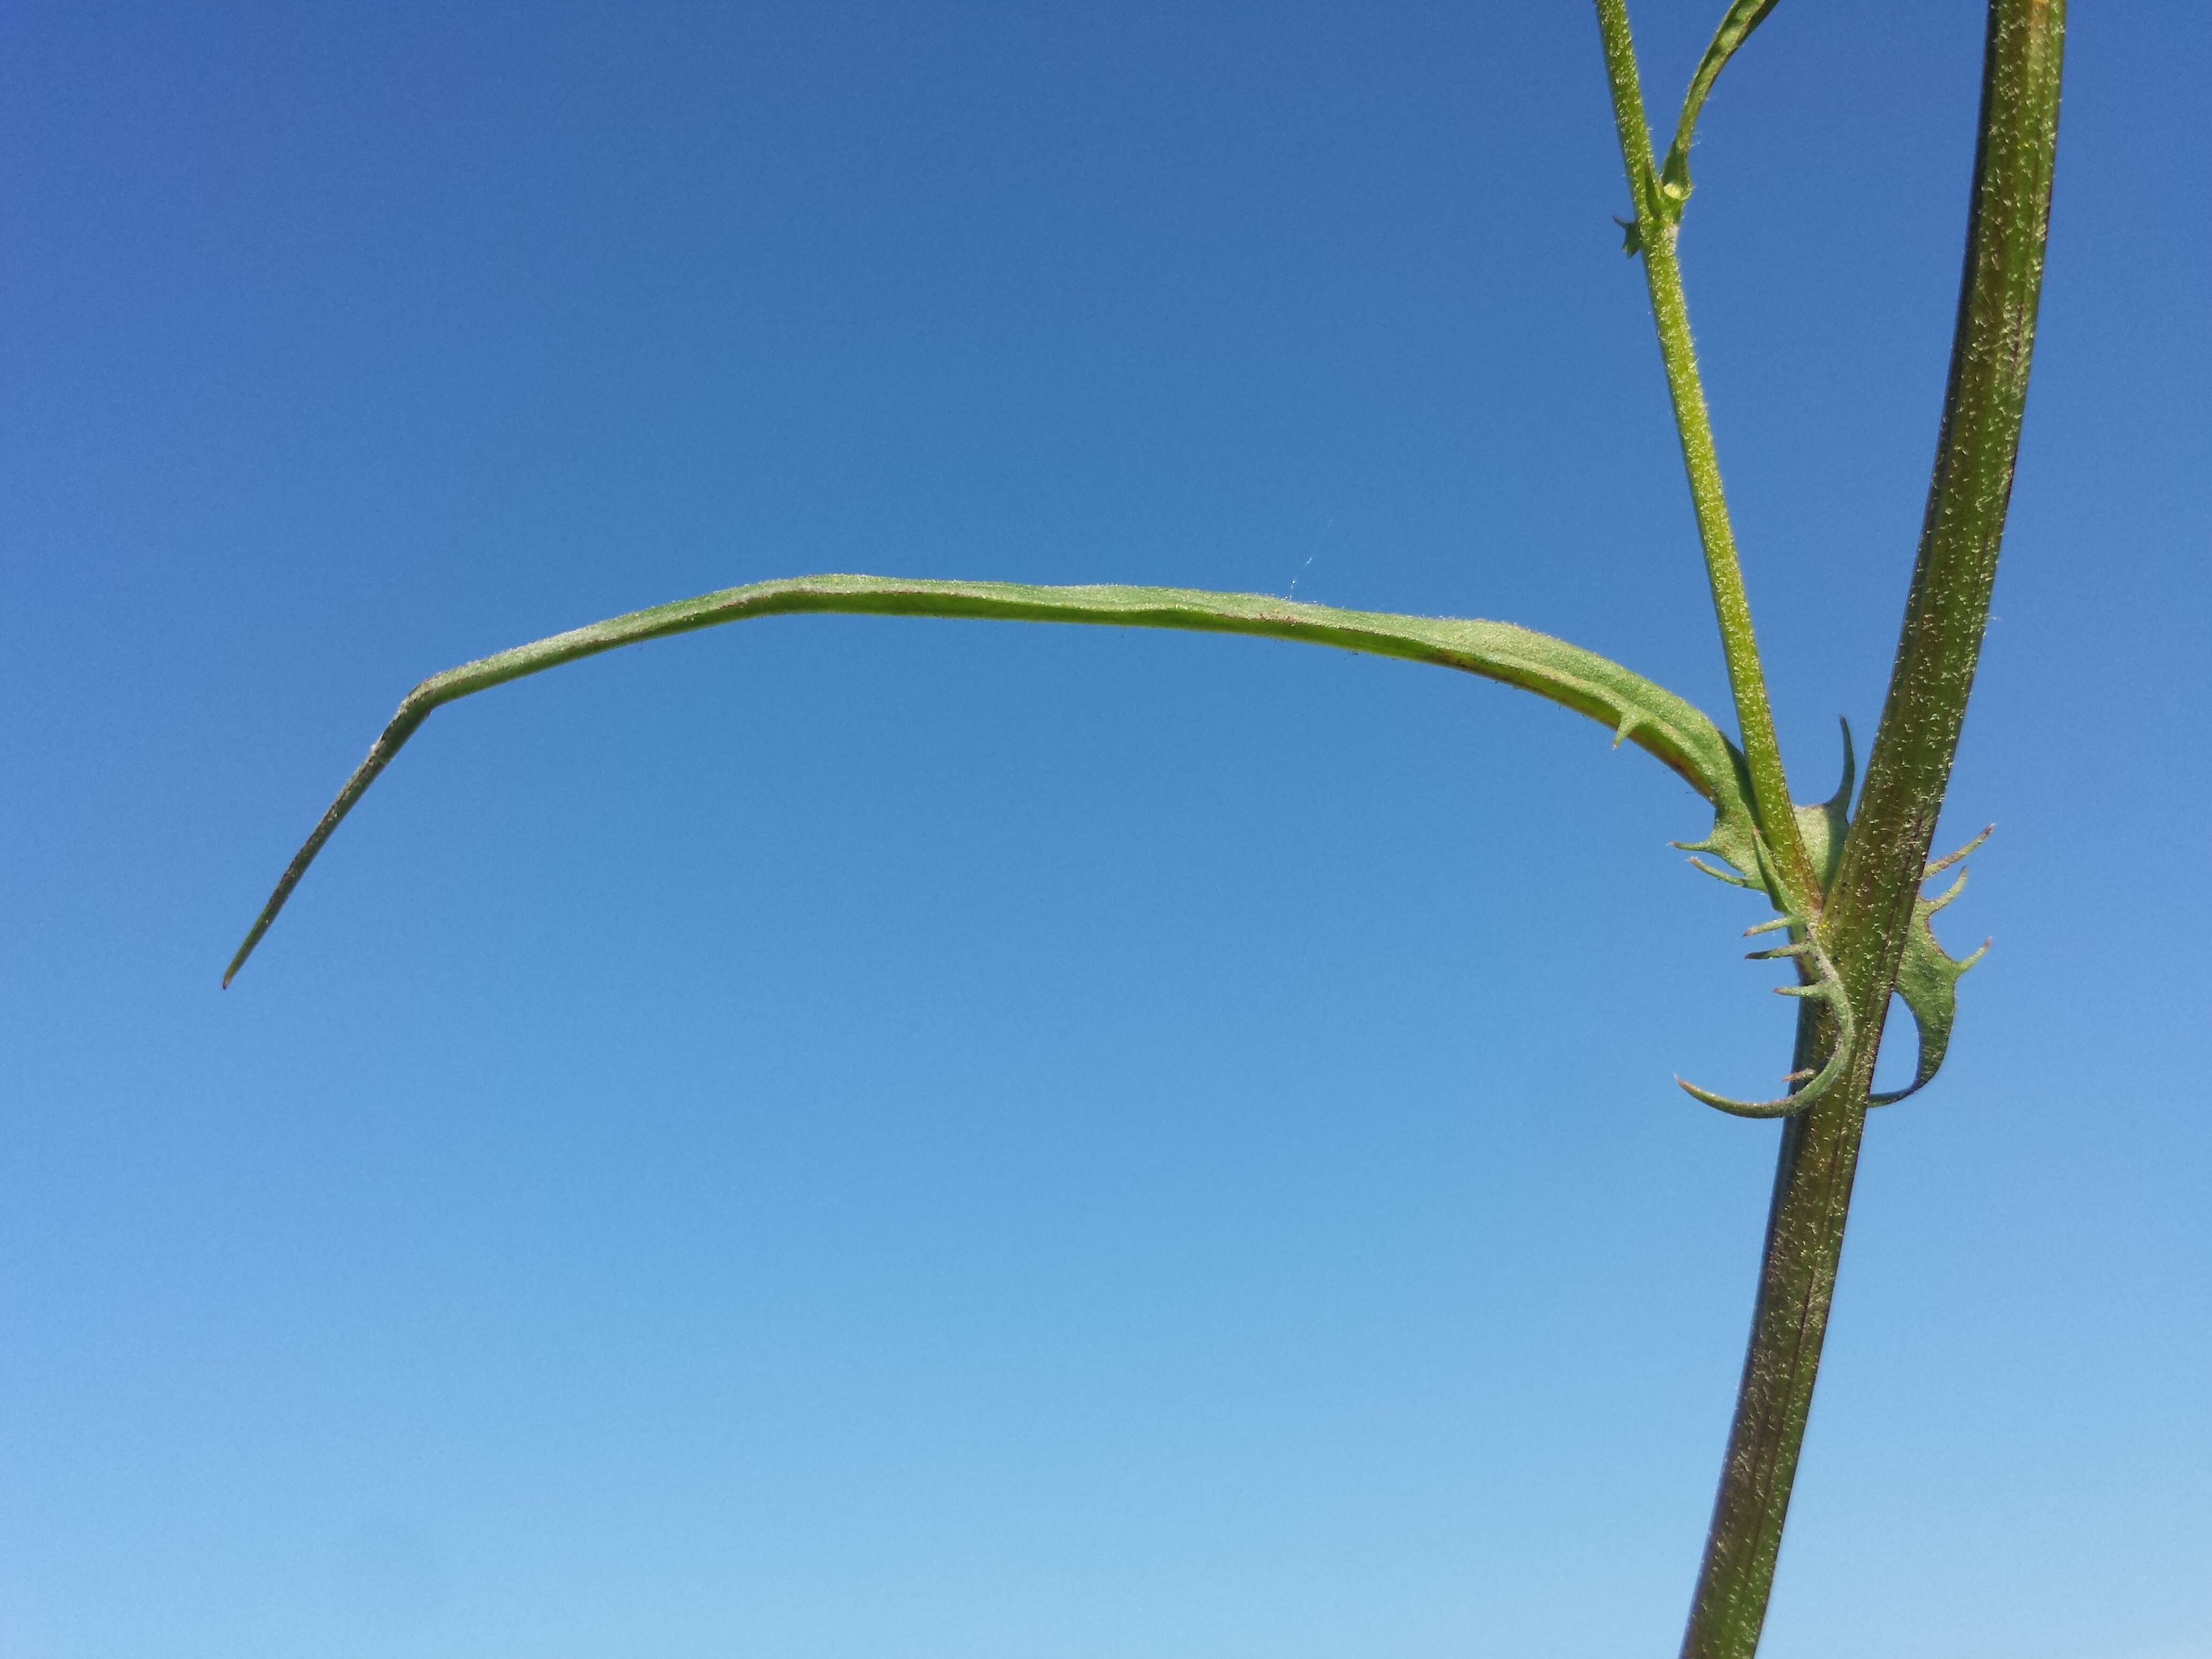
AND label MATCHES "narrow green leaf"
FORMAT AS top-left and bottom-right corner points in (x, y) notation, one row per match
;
(1660, 0), (1784, 213)
(224, 573), (1757, 985)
